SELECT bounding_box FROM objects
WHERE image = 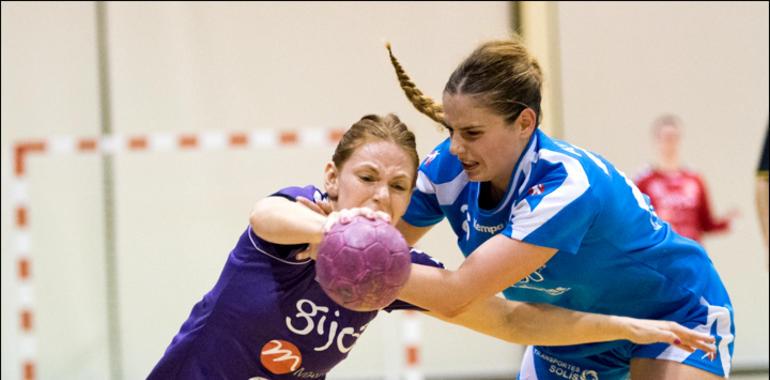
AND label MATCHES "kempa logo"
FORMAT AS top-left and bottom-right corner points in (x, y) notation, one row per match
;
(461, 204), (505, 237)
(473, 219), (504, 234)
